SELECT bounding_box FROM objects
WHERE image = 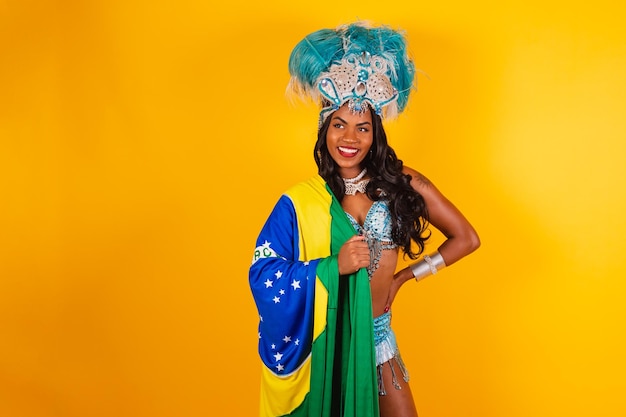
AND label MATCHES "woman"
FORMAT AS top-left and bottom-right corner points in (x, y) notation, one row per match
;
(250, 23), (479, 417)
